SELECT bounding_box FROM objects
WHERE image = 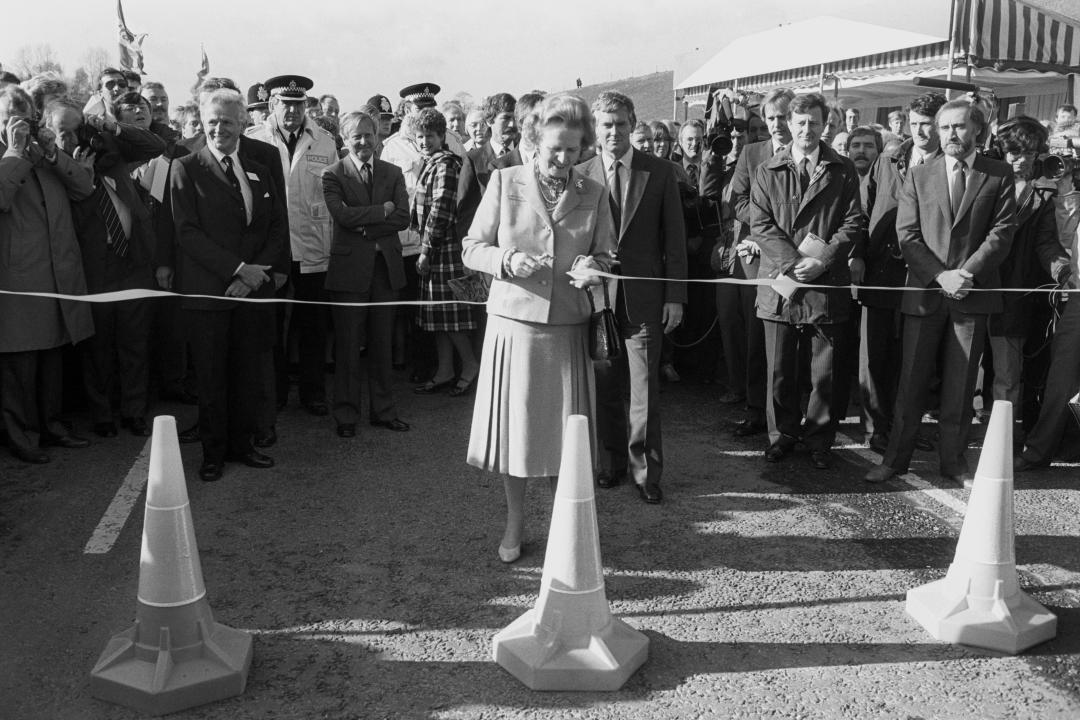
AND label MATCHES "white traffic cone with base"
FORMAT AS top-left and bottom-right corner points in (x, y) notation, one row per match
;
(492, 414), (648, 690)
(906, 400), (1057, 654)
(90, 415), (253, 715)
